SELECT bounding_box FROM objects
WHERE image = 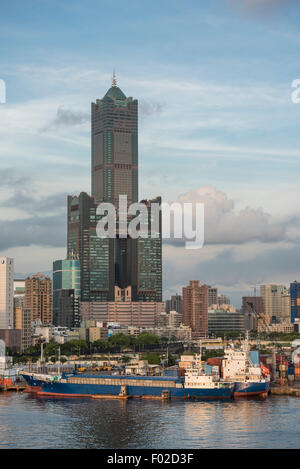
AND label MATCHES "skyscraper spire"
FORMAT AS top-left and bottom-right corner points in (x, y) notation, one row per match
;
(112, 70), (117, 87)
